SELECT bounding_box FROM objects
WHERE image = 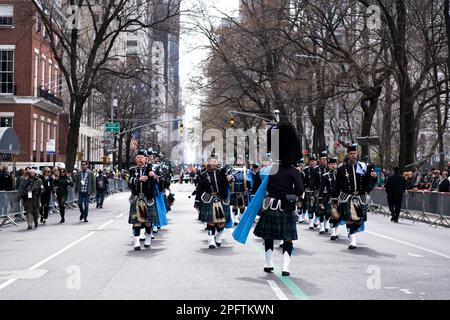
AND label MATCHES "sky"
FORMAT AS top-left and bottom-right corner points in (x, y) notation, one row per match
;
(179, 0), (239, 126)
(178, 0), (239, 163)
